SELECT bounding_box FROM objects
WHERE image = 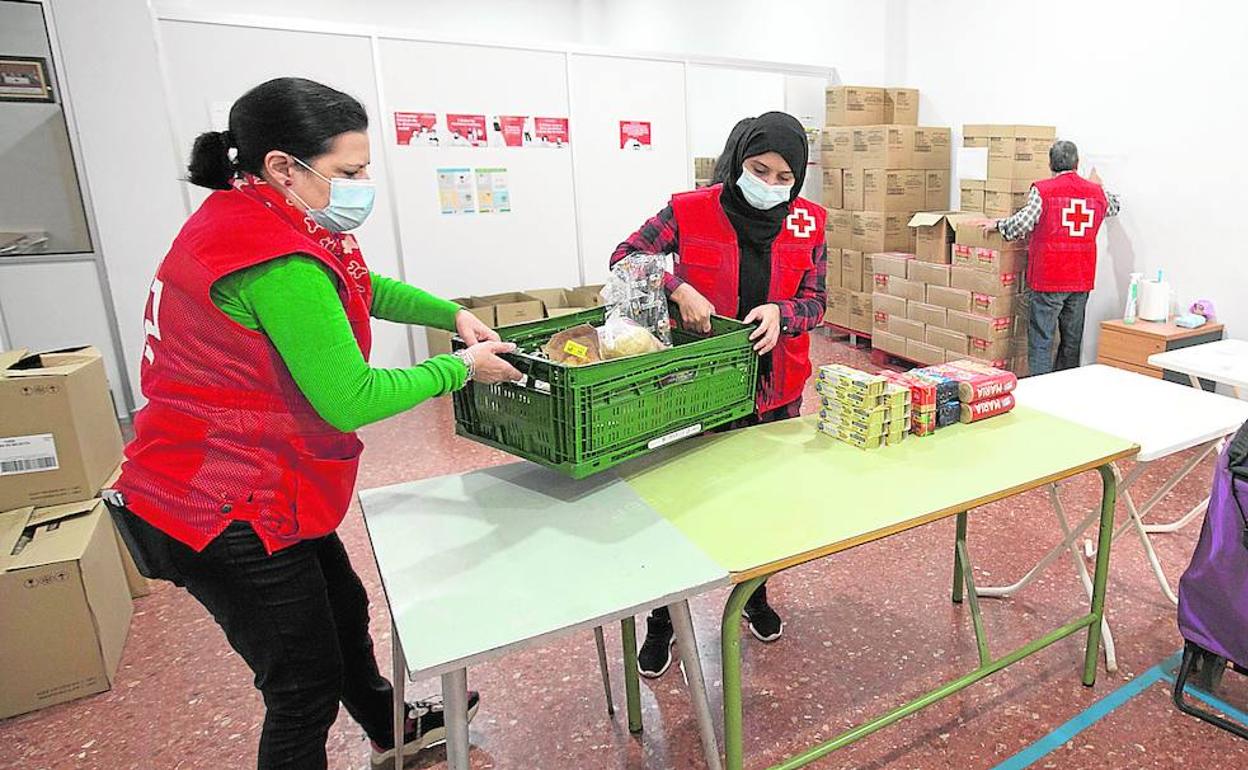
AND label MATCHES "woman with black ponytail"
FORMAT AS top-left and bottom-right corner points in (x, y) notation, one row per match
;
(108, 77), (519, 769)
